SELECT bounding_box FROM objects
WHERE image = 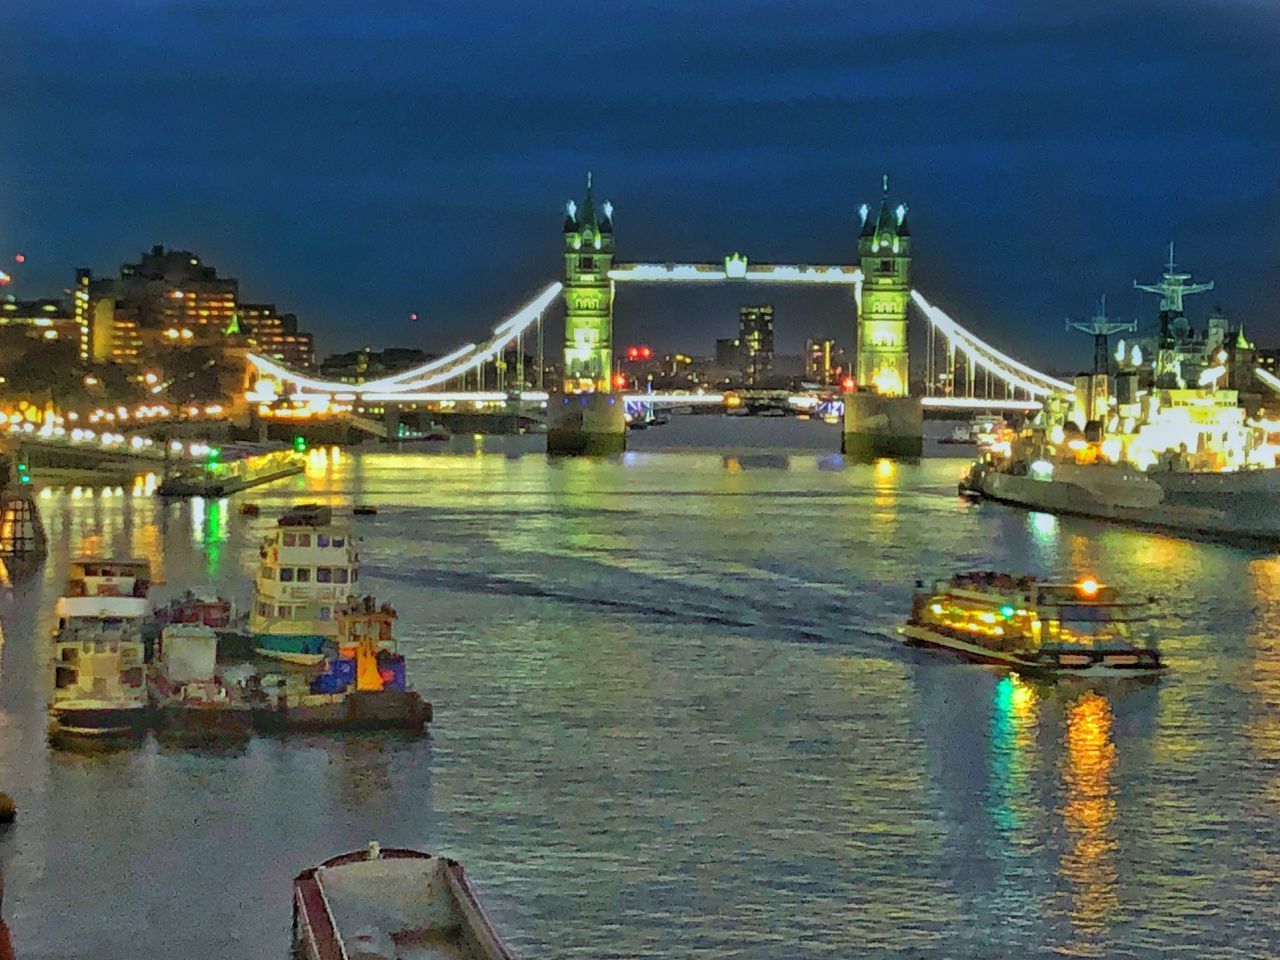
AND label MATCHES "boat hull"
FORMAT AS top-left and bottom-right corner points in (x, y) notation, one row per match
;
(254, 690), (431, 733)
(252, 633), (330, 665)
(902, 624), (1163, 679)
(50, 704), (153, 737)
(972, 465), (1280, 543)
